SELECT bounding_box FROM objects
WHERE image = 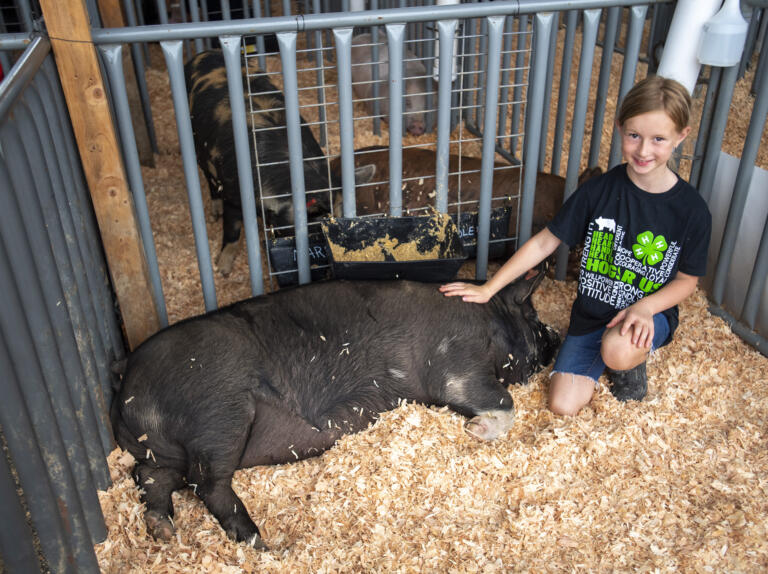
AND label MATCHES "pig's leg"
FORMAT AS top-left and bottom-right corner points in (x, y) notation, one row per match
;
(210, 197), (224, 221)
(191, 471), (268, 550)
(207, 181), (224, 222)
(185, 446), (268, 550)
(443, 372), (515, 441)
(200, 168), (224, 221)
(242, 400), (378, 466)
(133, 462), (185, 541)
(216, 202), (243, 275)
